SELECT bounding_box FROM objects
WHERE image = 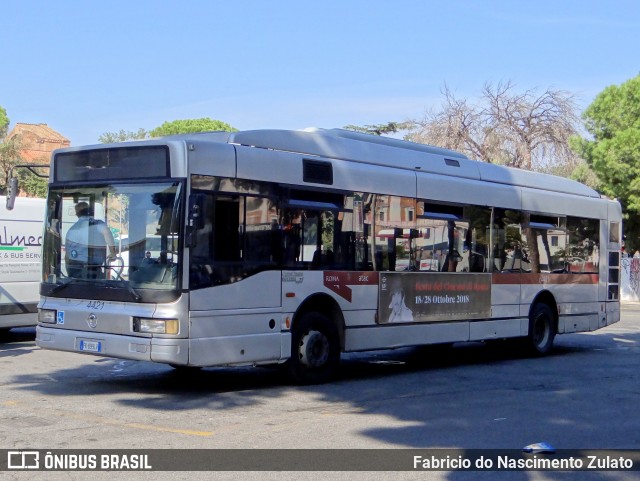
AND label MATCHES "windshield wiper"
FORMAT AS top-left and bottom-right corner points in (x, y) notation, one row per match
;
(48, 277), (142, 302)
(48, 277), (84, 295)
(111, 279), (143, 302)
